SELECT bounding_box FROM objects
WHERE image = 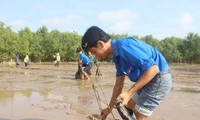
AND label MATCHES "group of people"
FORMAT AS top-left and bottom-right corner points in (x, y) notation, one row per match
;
(14, 50), (98, 80)
(15, 54), (30, 67)
(14, 25), (172, 120)
(15, 53), (61, 67)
